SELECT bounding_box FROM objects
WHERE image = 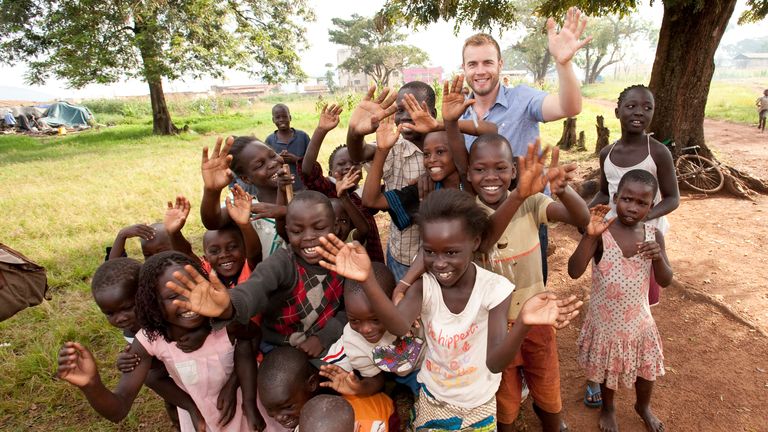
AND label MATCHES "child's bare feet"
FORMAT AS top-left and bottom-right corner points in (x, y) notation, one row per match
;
(635, 403), (664, 432)
(599, 406), (619, 432)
